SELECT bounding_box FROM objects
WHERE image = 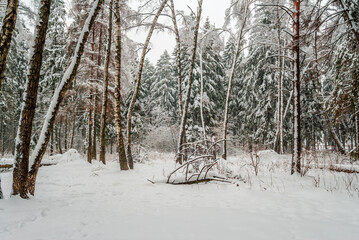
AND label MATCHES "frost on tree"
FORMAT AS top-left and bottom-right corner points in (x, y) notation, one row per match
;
(25, 0), (104, 196)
